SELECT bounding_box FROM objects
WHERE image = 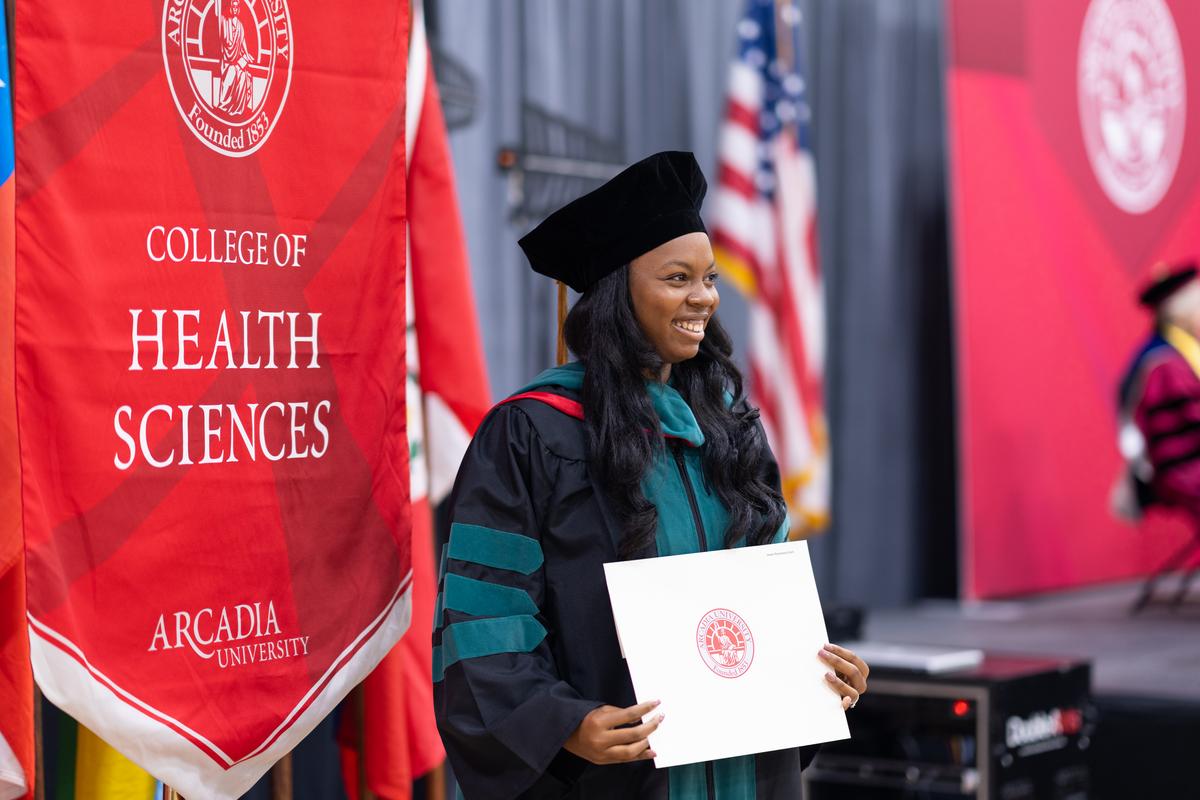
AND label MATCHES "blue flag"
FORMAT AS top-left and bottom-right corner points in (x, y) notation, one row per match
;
(0, 0), (11, 183)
